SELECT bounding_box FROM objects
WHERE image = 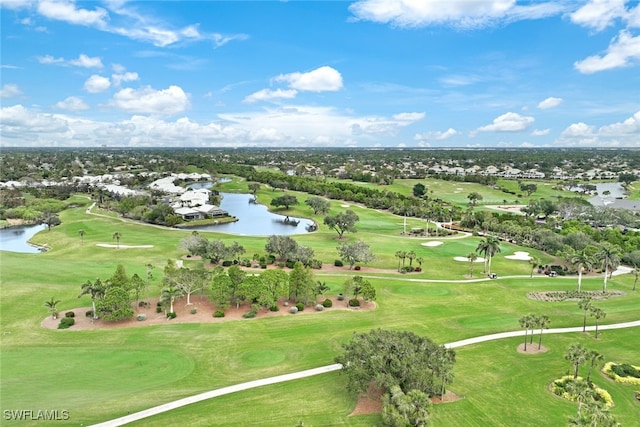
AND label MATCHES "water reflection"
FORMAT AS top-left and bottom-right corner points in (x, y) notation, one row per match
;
(0, 224), (47, 253)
